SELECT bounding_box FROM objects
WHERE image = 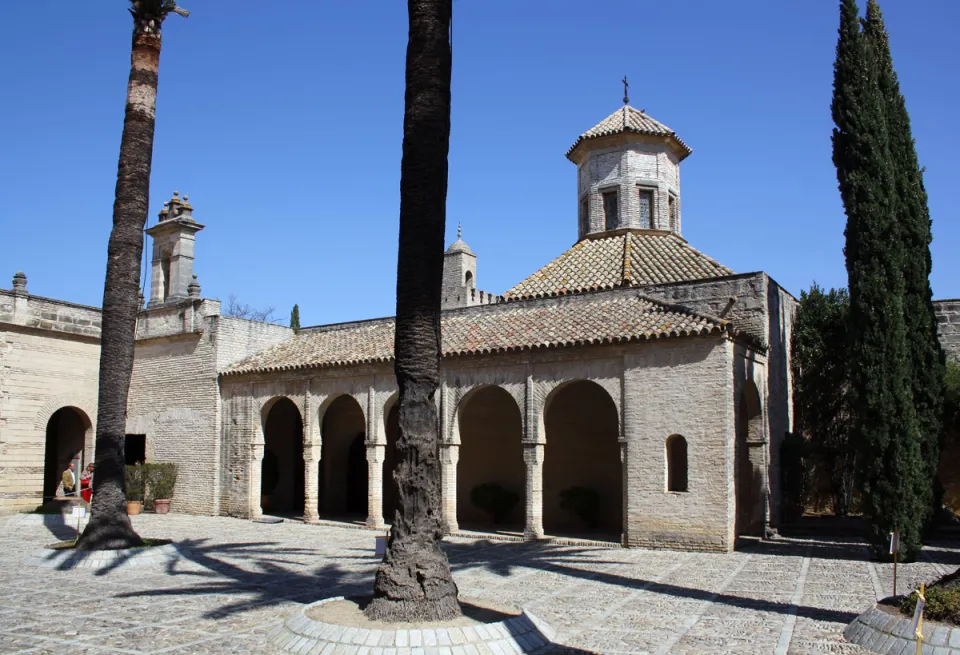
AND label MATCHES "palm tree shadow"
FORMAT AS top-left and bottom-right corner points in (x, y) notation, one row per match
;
(106, 530), (900, 651)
